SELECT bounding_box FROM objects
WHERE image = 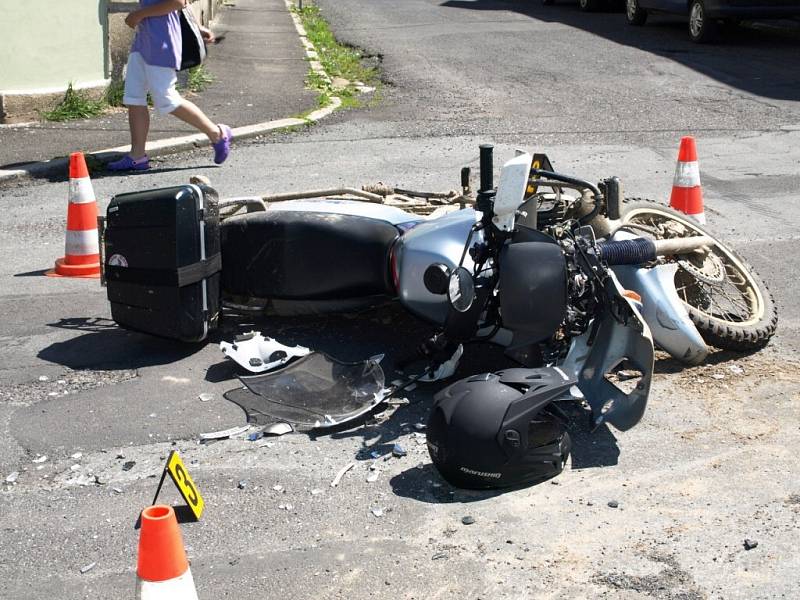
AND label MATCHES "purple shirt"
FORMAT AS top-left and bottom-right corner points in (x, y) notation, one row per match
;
(131, 0), (182, 70)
